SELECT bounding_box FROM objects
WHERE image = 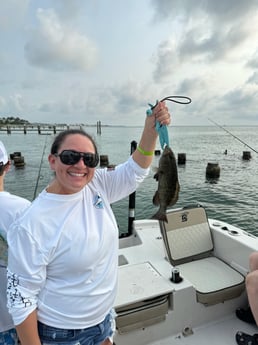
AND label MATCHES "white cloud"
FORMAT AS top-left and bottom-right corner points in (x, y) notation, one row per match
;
(24, 8), (98, 72)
